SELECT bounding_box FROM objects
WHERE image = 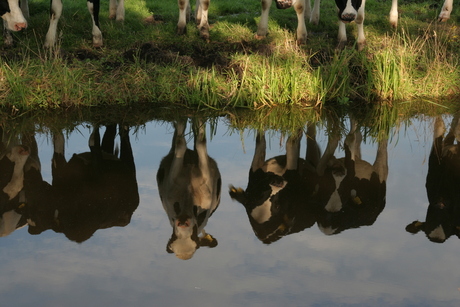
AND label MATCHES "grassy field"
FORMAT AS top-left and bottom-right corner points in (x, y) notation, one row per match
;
(0, 0), (459, 117)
